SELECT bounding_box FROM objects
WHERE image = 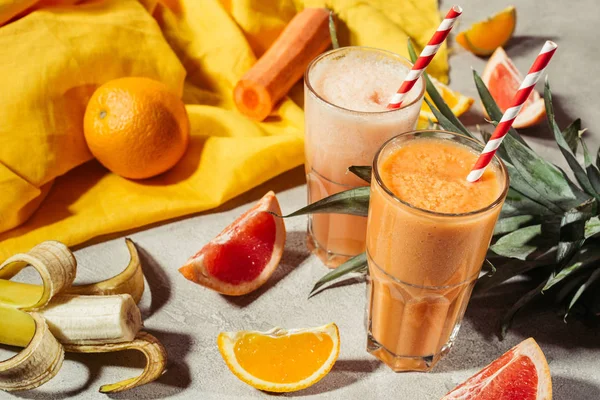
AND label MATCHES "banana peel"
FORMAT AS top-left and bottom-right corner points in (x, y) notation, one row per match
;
(0, 239), (166, 393)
